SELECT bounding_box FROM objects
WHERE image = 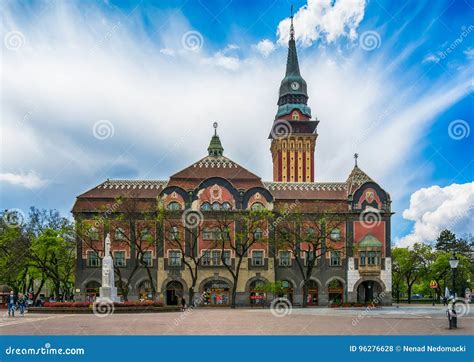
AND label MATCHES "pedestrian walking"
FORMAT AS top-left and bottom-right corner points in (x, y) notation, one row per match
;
(7, 291), (17, 317)
(17, 293), (26, 316)
(181, 297), (186, 311)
